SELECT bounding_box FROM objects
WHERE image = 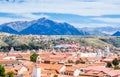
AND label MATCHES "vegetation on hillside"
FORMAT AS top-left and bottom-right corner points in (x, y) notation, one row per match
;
(0, 33), (120, 51)
(78, 37), (113, 48)
(100, 37), (120, 47)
